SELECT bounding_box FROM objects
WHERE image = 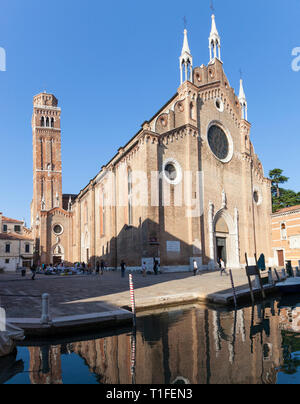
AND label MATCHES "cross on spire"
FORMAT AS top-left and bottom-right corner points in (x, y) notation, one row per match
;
(210, 0), (215, 13)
